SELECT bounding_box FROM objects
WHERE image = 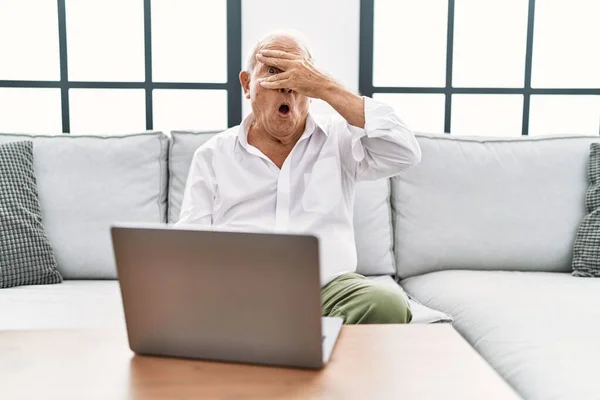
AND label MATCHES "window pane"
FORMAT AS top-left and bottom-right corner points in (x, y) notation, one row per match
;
(451, 94), (523, 136)
(373, 0), (448, 87)
(69, 89), (146, 134)
(0, 88), (62, 133)
(65, 0), (144, 81)
(0, 1), (60, 80)
(152, 0), (227, 83)
(529, 95), (600, 136)
(373, 93), (445, 133)
(453, 0), (528, 88)
(153, 90), (227, 131)
(532, 0), (600, 88)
